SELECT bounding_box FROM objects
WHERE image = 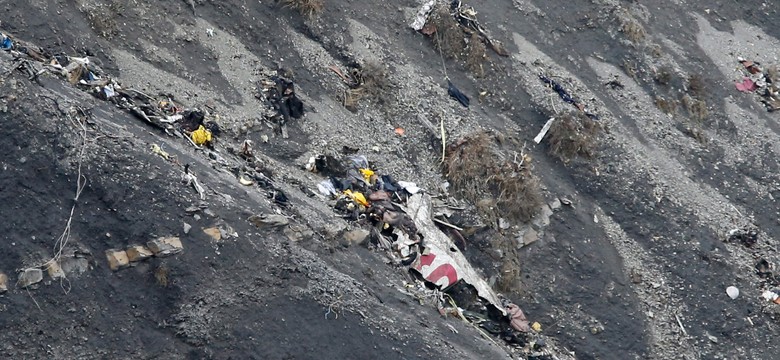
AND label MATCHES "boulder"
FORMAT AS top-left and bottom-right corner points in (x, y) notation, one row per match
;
(47, 261), (65, 279)
(343, 229), (371, 246)
(18, 268), (43, 288)
(60, 256), (90, 277)
(126, 245), (153, 262)
(248, 214), (289, 228)
(147, 237), (184, 257)
(203, 227), (222, 241)
(0, 273), (7, 293)
(106, 249), (130, 271)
